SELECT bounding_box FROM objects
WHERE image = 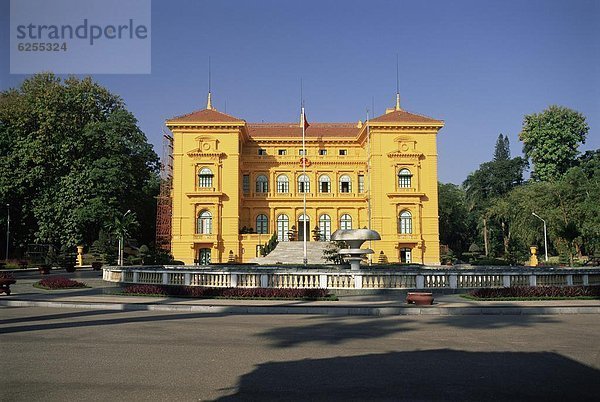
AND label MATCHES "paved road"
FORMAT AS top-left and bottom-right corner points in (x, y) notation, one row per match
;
(1, 306), (599, 401)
